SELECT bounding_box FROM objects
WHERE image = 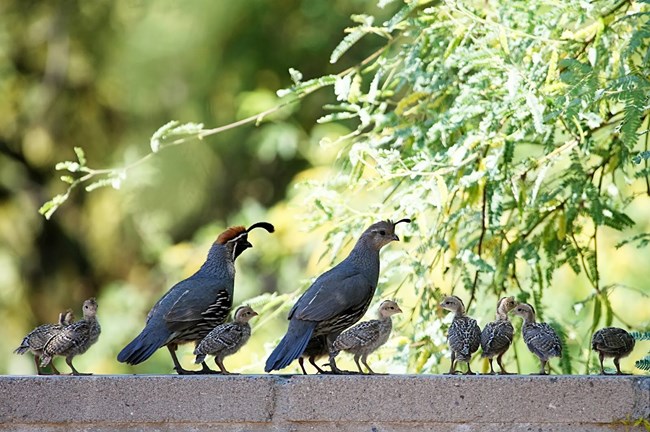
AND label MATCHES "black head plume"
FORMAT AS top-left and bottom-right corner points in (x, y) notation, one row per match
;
(246, 222), (275, 233)
(393, 218), (412, 226)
